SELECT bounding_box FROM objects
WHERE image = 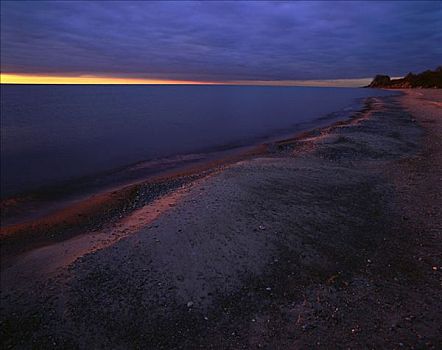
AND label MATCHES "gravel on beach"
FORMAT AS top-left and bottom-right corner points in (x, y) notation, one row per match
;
(1, 90), (441, 349)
